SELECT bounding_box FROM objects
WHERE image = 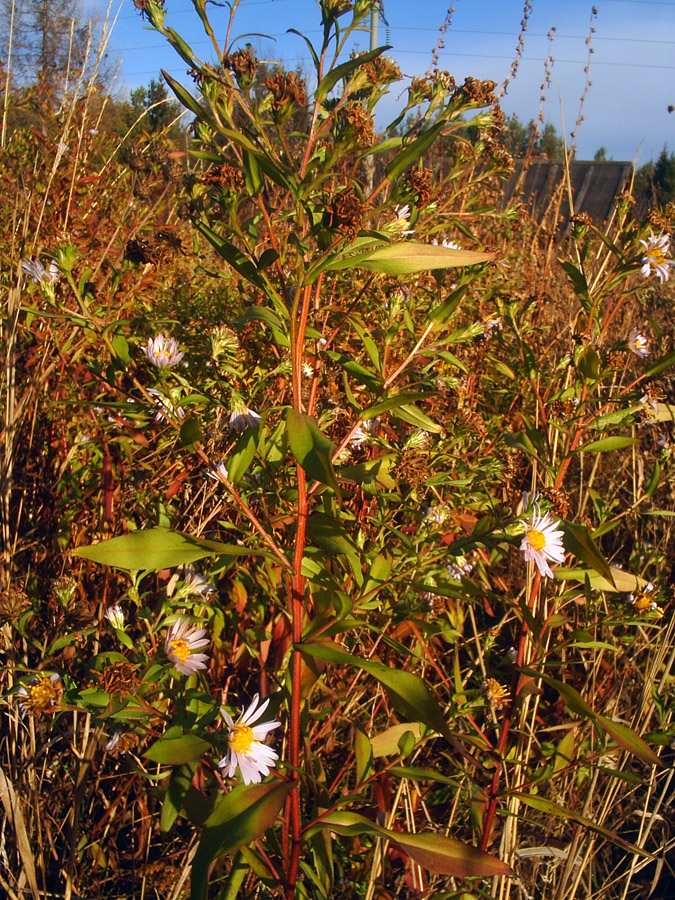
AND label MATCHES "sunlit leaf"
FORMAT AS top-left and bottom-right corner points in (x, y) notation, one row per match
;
(286, 410), (340, 494)
(191, 780), (293, 900)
